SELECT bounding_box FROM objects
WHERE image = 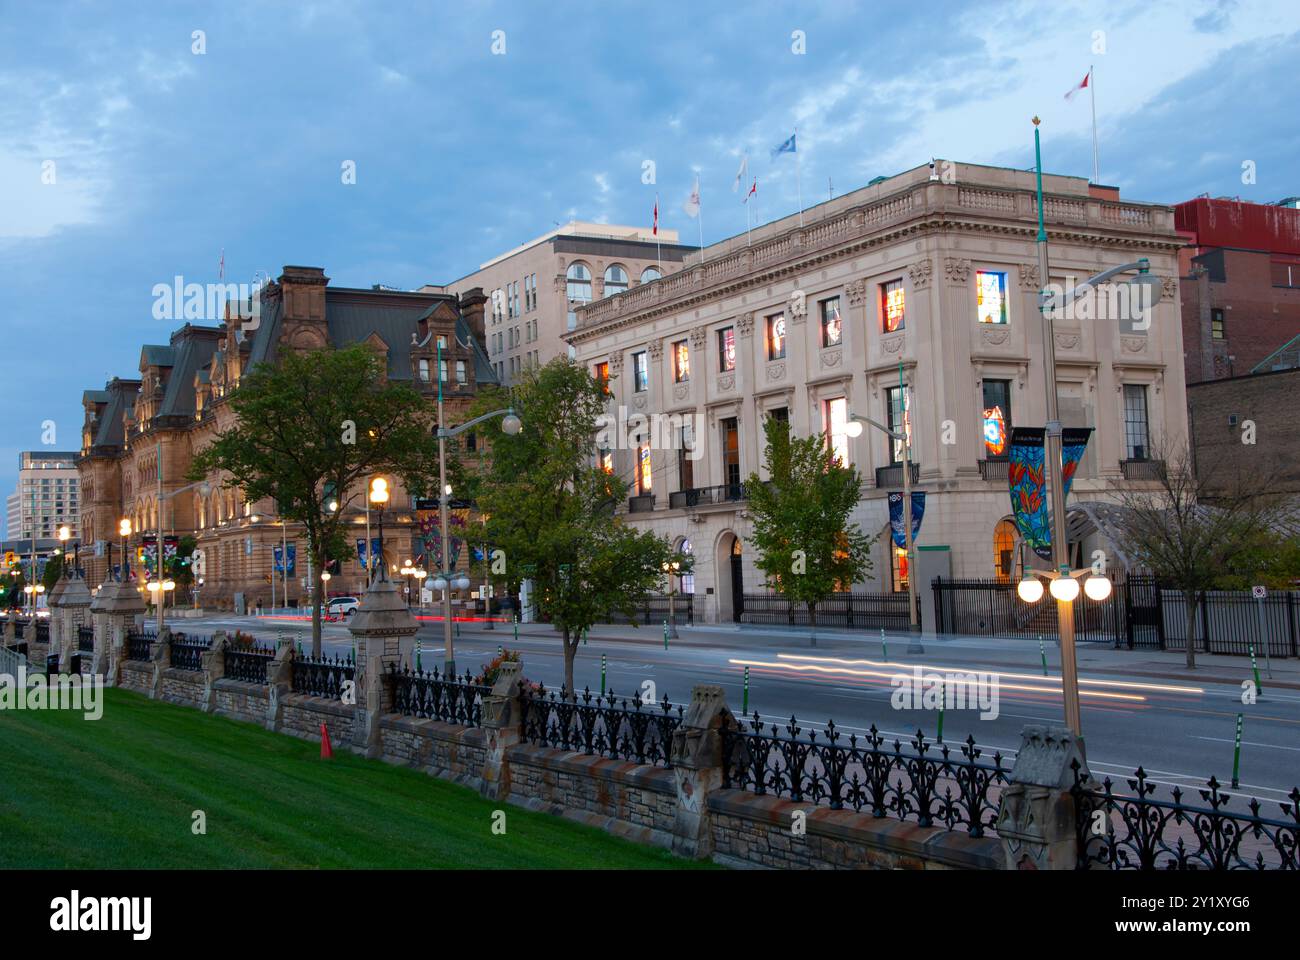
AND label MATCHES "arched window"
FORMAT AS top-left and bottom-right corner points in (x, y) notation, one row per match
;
(993, 519), (1017, 582)
(604, 264), (628, 296)
(566, 263), (592, 302)
(676, 538), (695, 595)
(640, 266), (661, 283)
